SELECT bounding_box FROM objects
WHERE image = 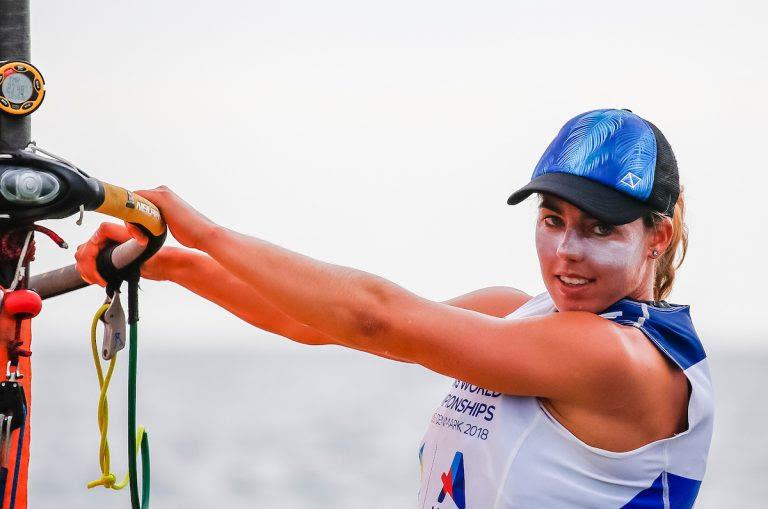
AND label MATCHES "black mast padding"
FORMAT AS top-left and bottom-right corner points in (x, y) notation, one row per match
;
(0, 0), (32, 287)
(0, 0), (32, 151)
